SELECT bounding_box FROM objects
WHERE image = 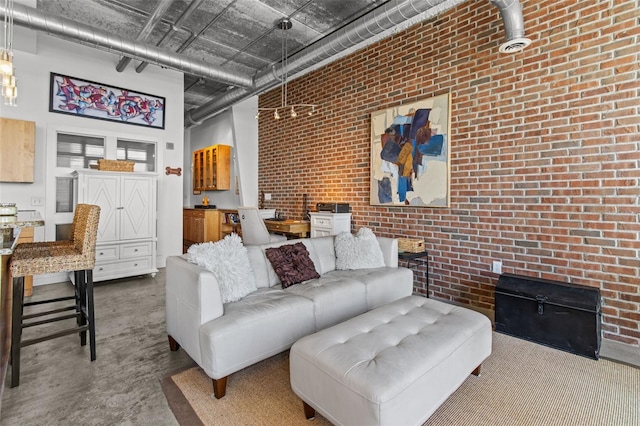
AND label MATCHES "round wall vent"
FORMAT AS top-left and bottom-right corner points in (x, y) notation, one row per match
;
(499, 37), (532, 54)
